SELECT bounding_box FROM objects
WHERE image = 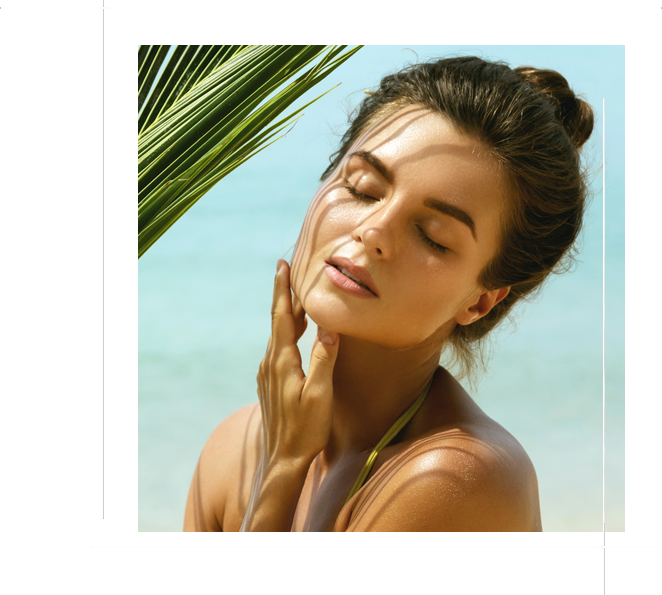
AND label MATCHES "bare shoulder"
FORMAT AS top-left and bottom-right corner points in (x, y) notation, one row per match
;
(183, 402), (263, 532)
(345, 414), (542, 532)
